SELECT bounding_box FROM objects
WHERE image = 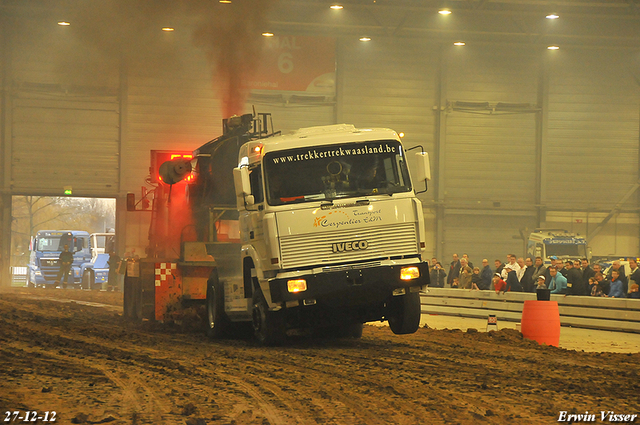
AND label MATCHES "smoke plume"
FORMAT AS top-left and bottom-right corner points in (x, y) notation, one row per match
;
(61, 0), (274, 116)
